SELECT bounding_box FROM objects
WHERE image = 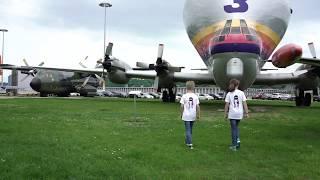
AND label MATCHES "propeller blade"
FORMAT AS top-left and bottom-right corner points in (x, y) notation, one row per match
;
(105, 43), (113, 56)
(23, 59), (29, 67)
(136, 62), (150, 69)
(157, 44), (164, 59)
(308, 42), (317, 58)
(153, 76), (159, 91)
(79, 62), (87, 68)
(81, 76), (91, 88)
(38, 62), (45, 67)
(94, 74), (106, 91)
(94, 74), (104, 81)
(95, 59), (103, 68)
(79, 56), (88, 68)
(20, 75), (30, 82)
